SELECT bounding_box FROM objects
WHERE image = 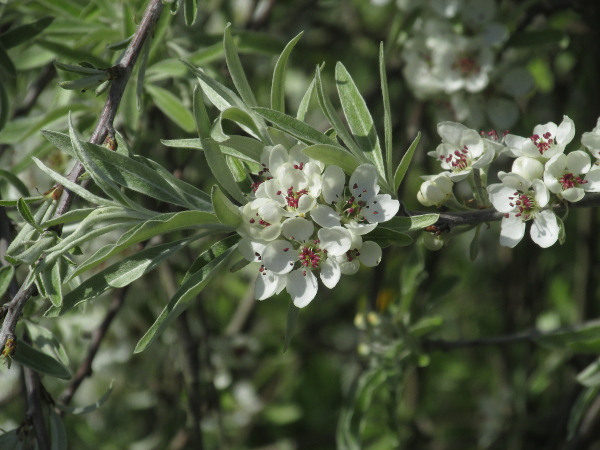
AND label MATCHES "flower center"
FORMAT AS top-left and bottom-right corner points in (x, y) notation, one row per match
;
(280, 187), (308, 209)
(441, 146), (471, 171)
(298, 244), (323, 269)
(507, 191), (535, 220)
(342, 196), (368, 222)
(559, 172), (587, 190)
(480, 129), (509, 142)
(454, 56), (480, 76)
(248, 212), (271, 228)
(530, 132), (554, 155)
